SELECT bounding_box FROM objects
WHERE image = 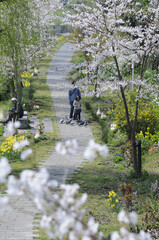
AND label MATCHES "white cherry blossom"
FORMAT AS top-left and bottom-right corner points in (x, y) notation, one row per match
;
(84, 139), (109, 161)
(56, 139), (78, 156)
(0, 157), (12, 183)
